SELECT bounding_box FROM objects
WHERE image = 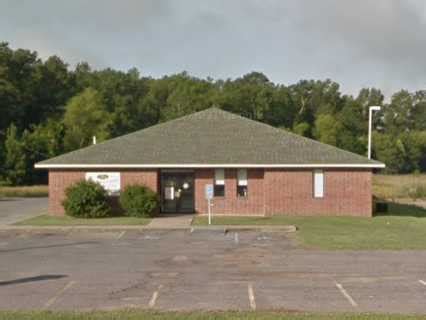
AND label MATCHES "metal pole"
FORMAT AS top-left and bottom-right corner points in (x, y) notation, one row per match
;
(368, 106), (381, 160)
(208, 198), (211, 225)
(368, 108), (372, 159)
